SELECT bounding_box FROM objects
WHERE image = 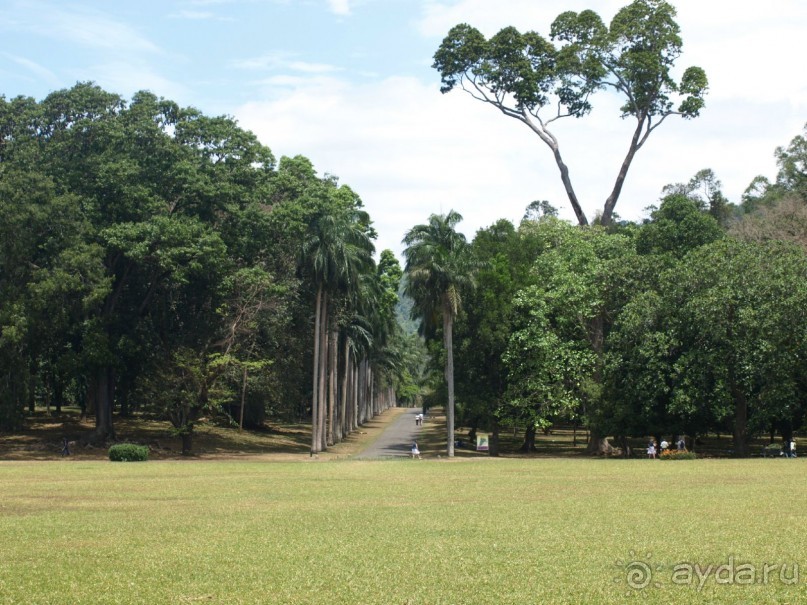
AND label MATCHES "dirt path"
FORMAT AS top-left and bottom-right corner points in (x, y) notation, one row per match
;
(353, 407), (424, 459)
